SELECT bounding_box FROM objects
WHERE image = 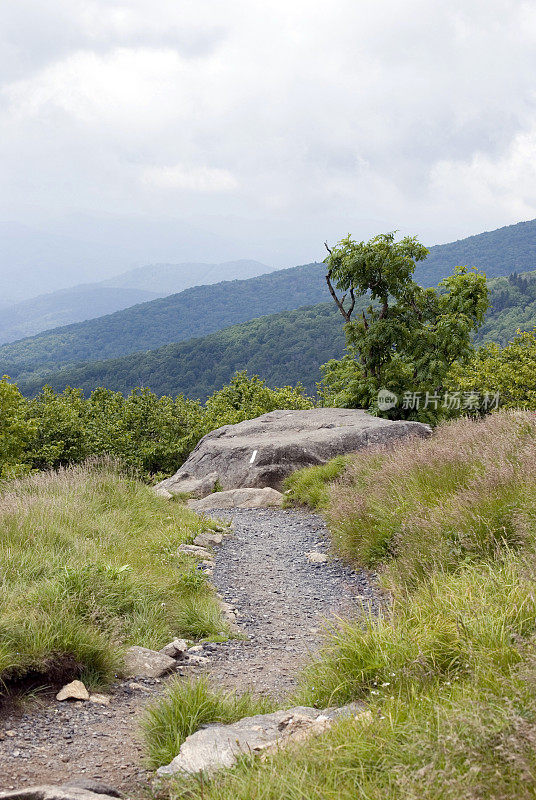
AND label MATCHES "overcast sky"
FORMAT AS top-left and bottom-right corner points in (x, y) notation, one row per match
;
(2, 0), (536, 298)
